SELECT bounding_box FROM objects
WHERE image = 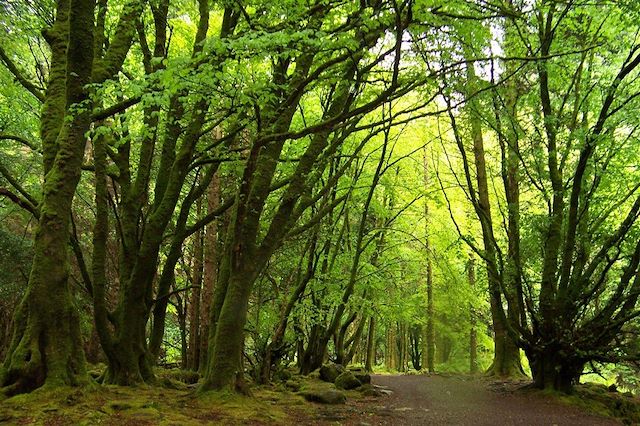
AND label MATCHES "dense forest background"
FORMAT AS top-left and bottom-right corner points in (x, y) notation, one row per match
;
(0, 0), (639, 399)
